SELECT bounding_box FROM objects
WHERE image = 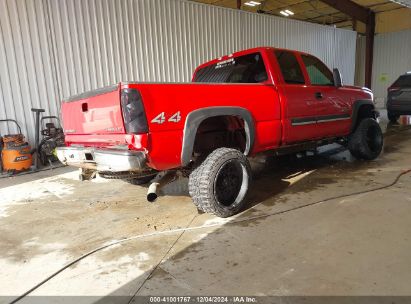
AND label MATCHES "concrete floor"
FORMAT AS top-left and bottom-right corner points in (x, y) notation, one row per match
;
(1, 114), (411, 302)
